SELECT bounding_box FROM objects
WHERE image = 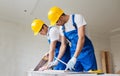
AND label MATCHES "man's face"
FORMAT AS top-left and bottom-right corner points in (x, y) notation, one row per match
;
(39, 25), (47, 35)
(56, 16), (64, 26)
